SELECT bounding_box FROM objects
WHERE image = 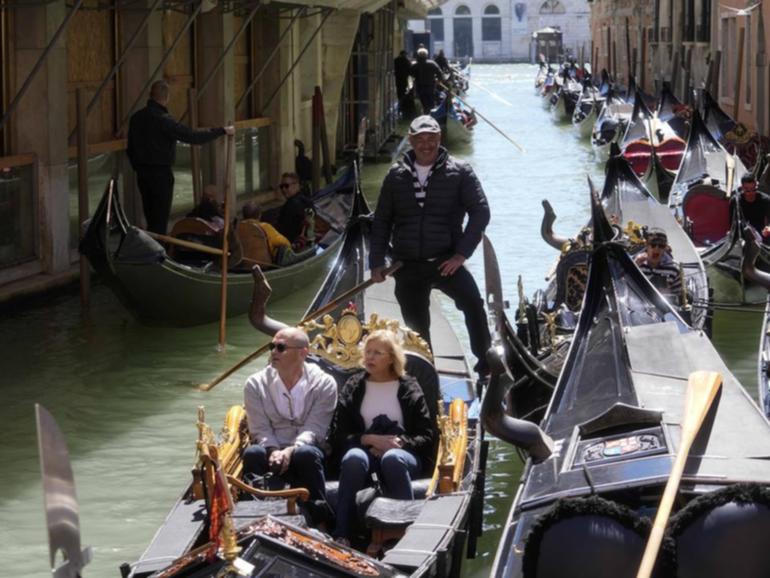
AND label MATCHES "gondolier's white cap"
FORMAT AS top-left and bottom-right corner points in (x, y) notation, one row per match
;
(408, 115), (441, 135)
